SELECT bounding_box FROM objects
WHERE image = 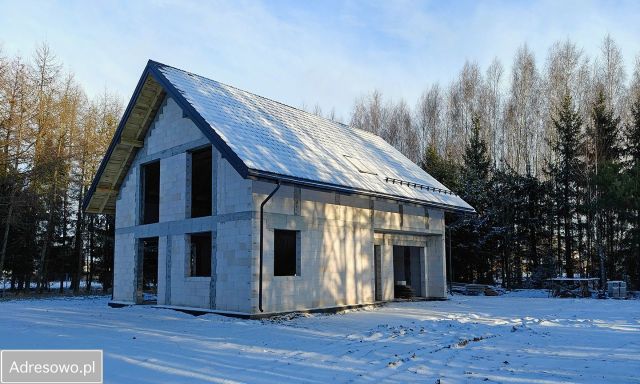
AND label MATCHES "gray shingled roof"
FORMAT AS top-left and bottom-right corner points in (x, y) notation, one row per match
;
(155, 63), (474, 213)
